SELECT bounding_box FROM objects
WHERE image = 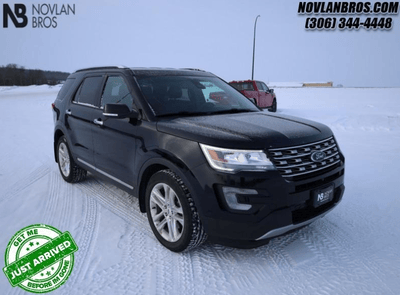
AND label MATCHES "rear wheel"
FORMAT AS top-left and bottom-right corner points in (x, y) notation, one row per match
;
(57, 136), (87, 183)
(145, 169), (207, 252)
